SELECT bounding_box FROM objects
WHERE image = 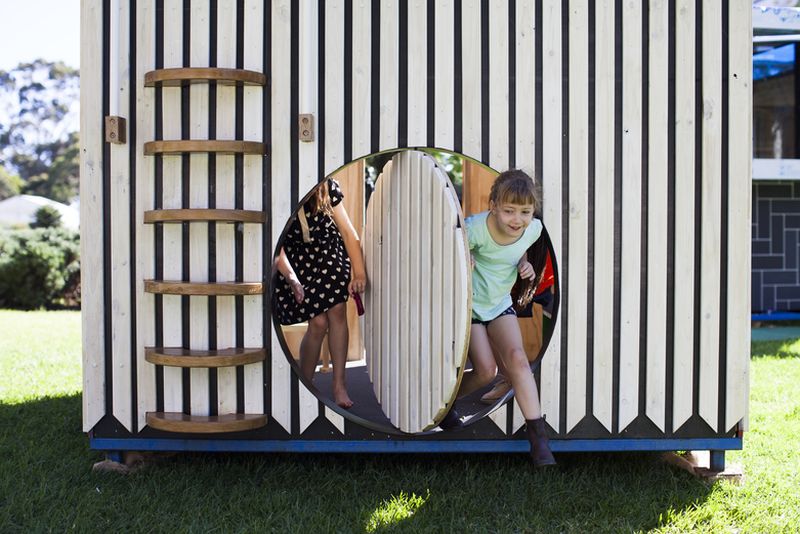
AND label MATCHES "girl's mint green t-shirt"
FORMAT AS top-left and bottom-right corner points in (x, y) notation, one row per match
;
(465, 211), (543, 322)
